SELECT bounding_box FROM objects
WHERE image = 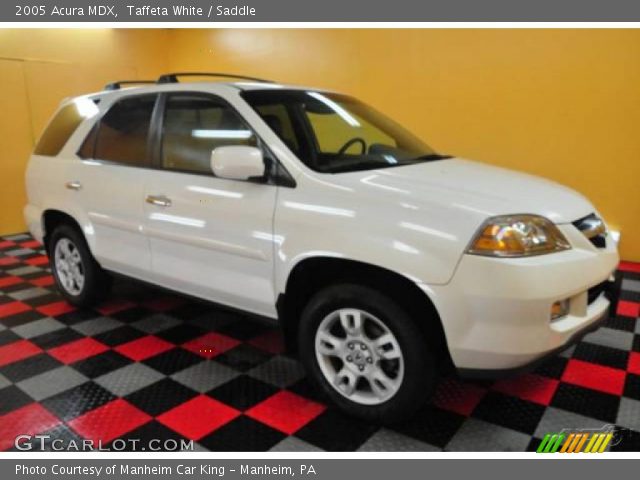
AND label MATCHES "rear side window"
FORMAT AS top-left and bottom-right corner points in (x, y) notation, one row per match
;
(34, 100), (96, 156)
(92, 94), (157, 167)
